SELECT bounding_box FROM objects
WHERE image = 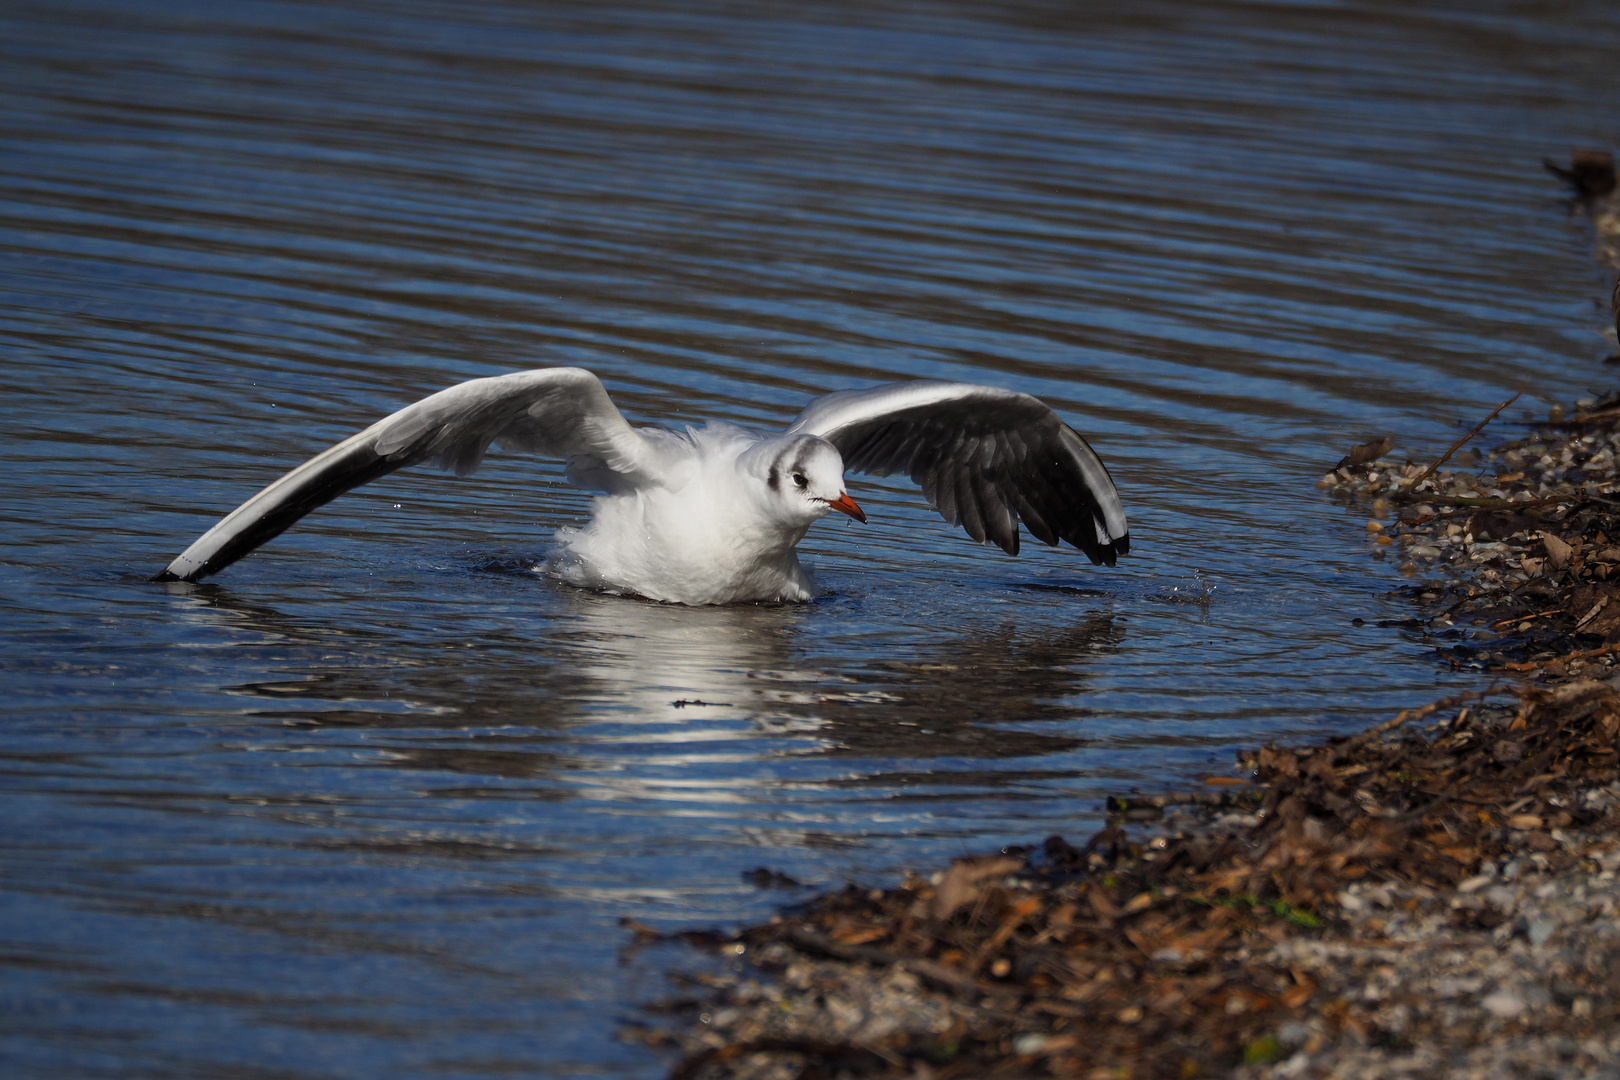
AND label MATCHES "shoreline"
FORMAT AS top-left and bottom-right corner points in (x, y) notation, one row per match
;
(635, 174), (1620, 1080)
